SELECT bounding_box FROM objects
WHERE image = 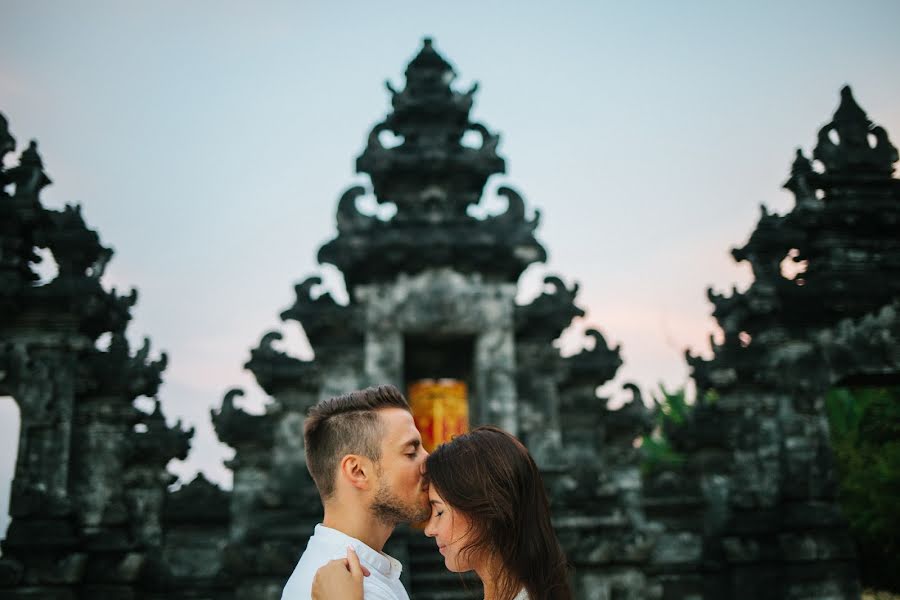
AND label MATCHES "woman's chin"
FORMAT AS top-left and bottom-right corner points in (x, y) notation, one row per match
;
(443, 558), (472, 574)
